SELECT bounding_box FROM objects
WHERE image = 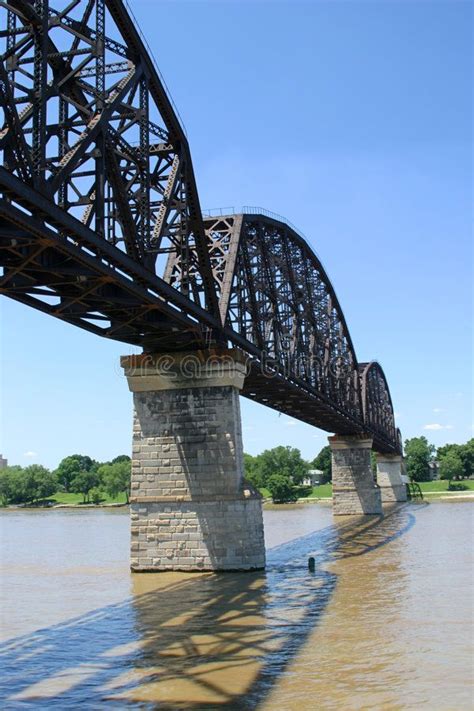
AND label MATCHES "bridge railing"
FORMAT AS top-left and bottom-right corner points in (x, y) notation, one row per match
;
(202, 205), (308, 242)
(202, 205), (327, 273)
(202, 207), (236, 217)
